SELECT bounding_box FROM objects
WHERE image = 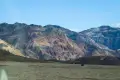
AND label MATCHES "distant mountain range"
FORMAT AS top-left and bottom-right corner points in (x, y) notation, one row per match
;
(0, 23), (120, 61)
